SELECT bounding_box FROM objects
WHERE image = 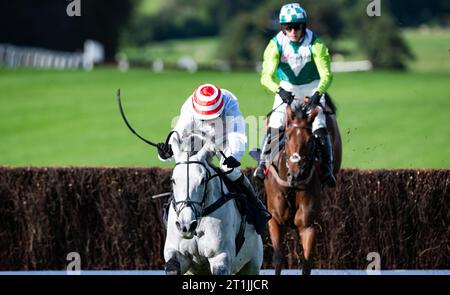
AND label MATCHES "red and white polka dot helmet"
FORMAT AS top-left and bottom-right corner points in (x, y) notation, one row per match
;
(191, 83), (225, 120)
